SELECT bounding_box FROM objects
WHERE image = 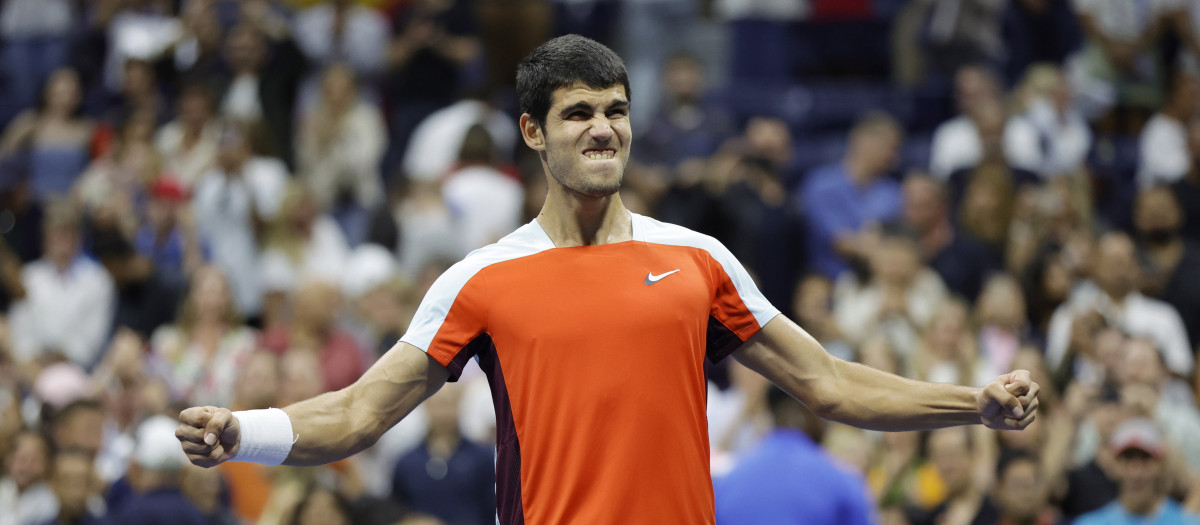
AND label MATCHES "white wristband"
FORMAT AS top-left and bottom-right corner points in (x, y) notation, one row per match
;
(230, 408), (297, 466)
